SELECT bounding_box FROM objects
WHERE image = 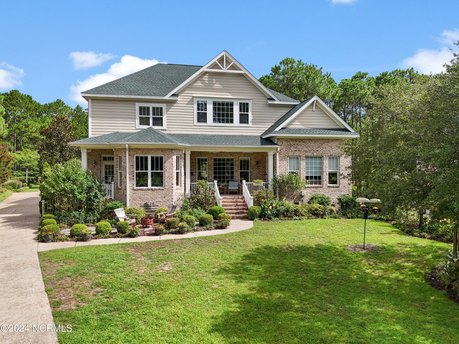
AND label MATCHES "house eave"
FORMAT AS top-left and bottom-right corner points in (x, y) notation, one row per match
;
(81, 93), (179, 102)
(261, 133), (360, 139)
